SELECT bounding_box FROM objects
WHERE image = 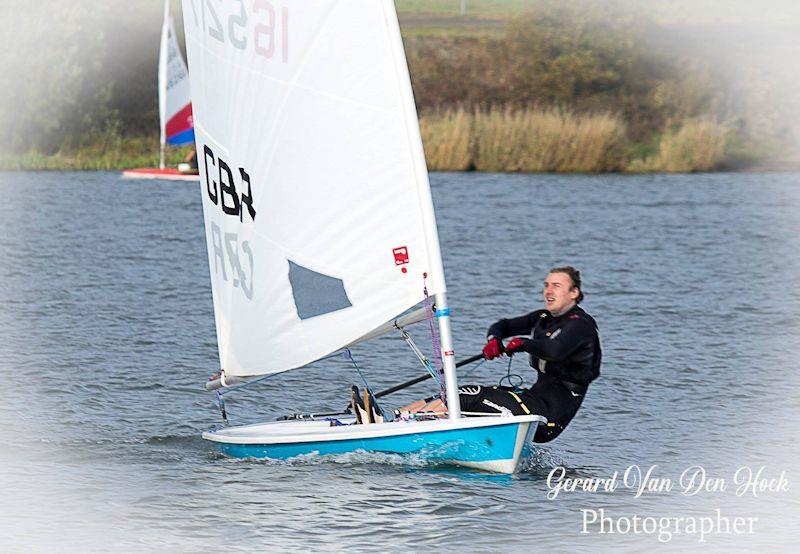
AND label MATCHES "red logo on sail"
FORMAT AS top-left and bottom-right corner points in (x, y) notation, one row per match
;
(393, 246), (409, 265)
